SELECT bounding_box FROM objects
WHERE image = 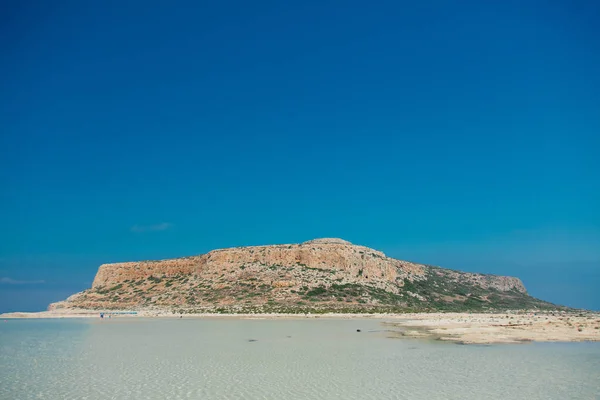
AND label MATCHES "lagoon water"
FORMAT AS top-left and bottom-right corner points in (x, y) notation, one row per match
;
(1, 318), (599, 400)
